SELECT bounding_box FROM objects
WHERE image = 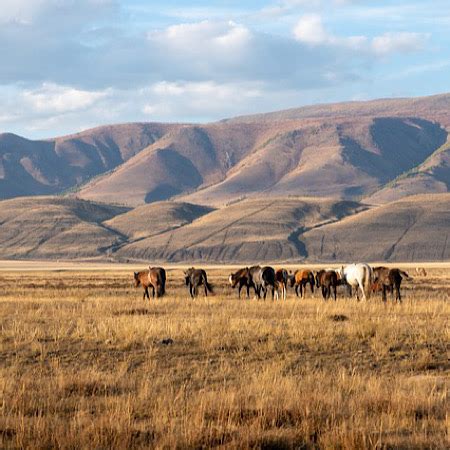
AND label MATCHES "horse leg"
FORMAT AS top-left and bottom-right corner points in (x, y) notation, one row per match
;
(333, 284), (337, 301)
(396, 283), (401, 303)
(382, 285), (387, 303)
(151, 285), (156, 299)
(189, 284), (194, 299)
(358, 280), (366, 301)
(295, 284), (299, 298)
